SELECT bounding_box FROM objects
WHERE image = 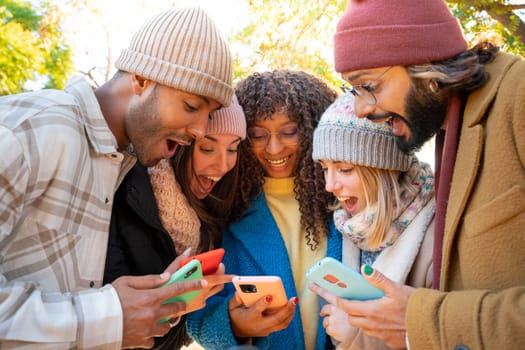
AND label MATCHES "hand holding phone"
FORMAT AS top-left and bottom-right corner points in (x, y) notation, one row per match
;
(306, 257), (384, 301)
(161, 259), (203, 304)
(158, 259), (203, 323)
(232, 276), (288, 309)
(179, 248), (225, 275)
